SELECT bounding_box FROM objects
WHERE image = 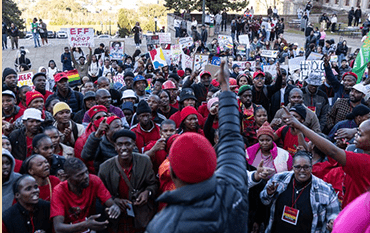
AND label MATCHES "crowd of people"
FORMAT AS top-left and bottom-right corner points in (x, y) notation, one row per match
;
(2, 2), (370, 233)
